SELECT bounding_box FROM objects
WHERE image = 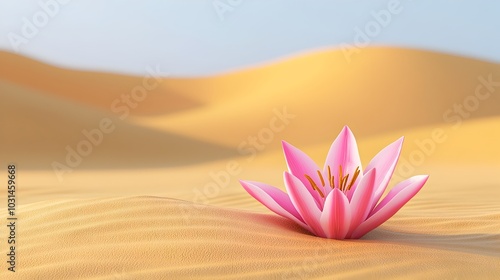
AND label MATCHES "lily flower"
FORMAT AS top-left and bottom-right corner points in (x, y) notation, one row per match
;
(240, 126), (428, 239)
